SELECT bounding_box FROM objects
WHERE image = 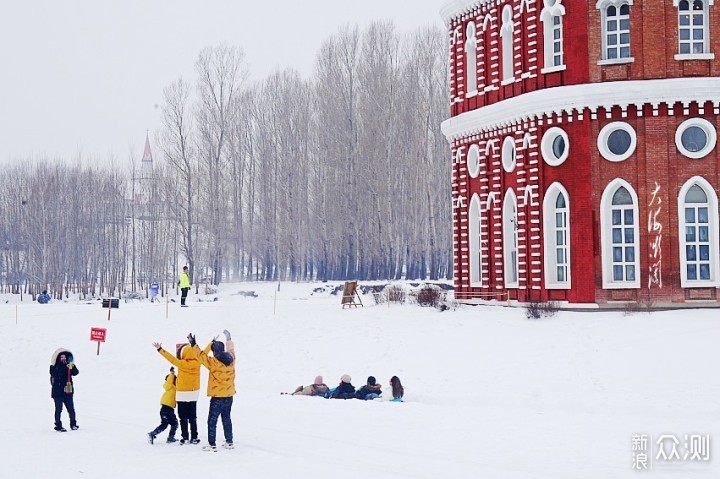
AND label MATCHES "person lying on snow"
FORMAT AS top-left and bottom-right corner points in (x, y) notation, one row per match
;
(292, 376), (330, 397)
(355, 376), (382, 400)
(330, 374), (356, 399)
